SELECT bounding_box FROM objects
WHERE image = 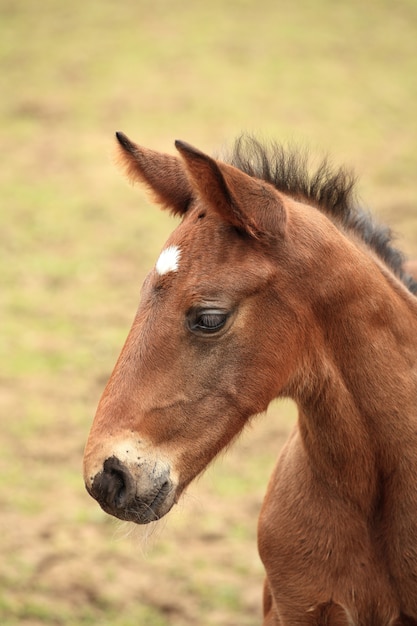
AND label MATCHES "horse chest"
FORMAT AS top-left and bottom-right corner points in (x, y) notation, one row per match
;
(257, 433), (417, 624)
(377, 475), (417, 615)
